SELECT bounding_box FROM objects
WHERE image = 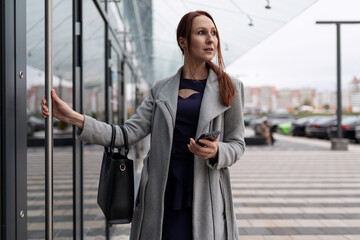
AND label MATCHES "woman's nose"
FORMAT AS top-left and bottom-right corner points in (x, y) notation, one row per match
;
(206, 34), (214, 43)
